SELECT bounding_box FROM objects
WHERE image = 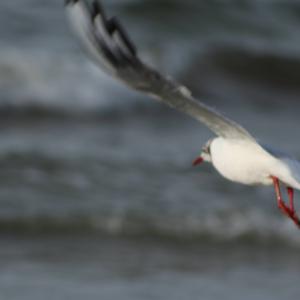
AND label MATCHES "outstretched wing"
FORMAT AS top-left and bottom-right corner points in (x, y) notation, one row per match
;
(65, 0), (255, 141)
